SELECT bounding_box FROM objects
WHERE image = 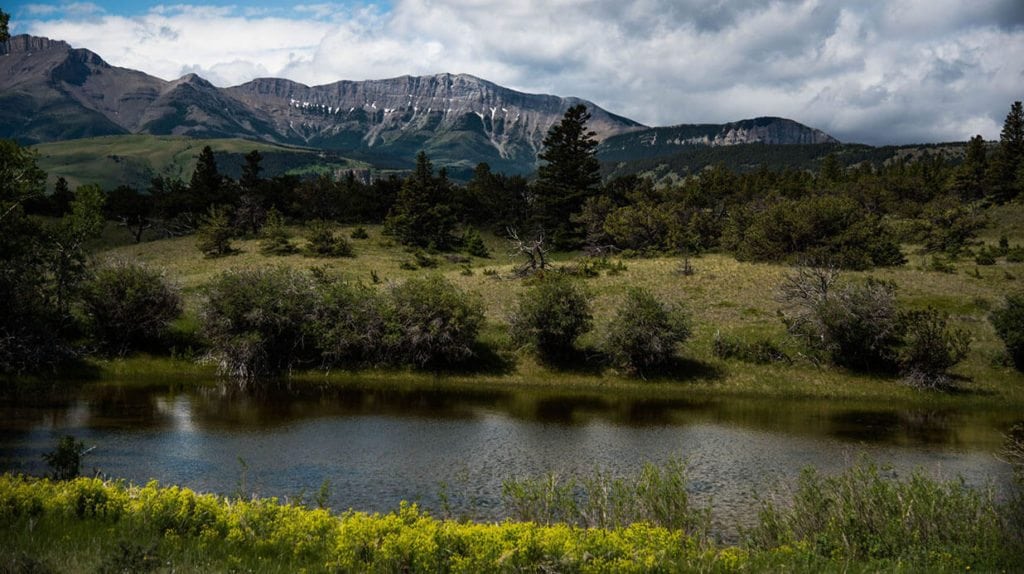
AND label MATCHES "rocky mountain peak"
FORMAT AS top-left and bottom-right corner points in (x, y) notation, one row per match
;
(0, 34), (71, 55)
